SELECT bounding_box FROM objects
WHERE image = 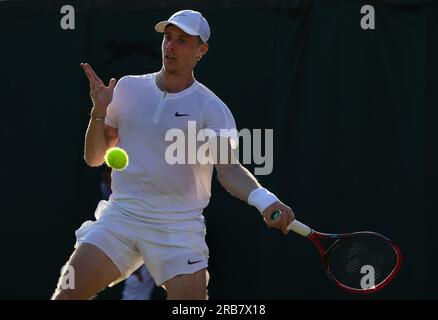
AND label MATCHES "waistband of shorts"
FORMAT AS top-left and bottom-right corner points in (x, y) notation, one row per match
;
(105, 200), (205, 224)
